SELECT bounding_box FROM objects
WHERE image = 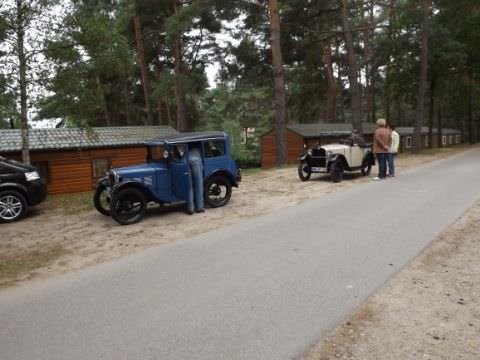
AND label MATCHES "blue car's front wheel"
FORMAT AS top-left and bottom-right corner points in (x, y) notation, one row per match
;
(111, 187), (147, 225)
(93, 184), (111, 216)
